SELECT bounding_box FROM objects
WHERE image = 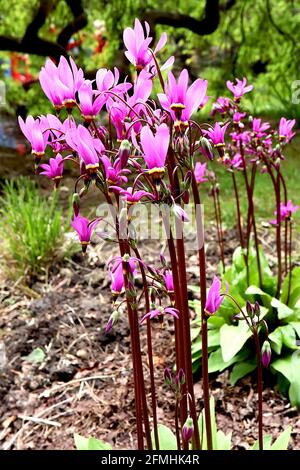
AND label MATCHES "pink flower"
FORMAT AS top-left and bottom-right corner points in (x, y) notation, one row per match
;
(206, 122), (230, 147)
(252, 118), (270, 138)
(279, 117), (296, 142)
(205, 276), (228, 315)
(270, 200), (299, 224)
(40, 153), (64, 187)
(110, 186), (155, 204)
(194, 162), (208, 183)
(65, 125), (104, 170)
(226, 77), (253, 100)
(39, 57), (84, 108)
(18, 116), (48, 157)
(101, 155), (130, 185)
(108, 256), (137, 295)
(158, 69), (208, 123)
(230, 153), (243, 170)
(70, 214), (100, 252)
(211, 97), (231, 116)
(140, 306), (179, 323)
(78, 81), (106, 119)
(123, 18), (169, 71)
(96, 67), (132, 96)
(140, 124), (169, 175)
(163, 270), (174, 293)
(233, 112), (246, 123)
